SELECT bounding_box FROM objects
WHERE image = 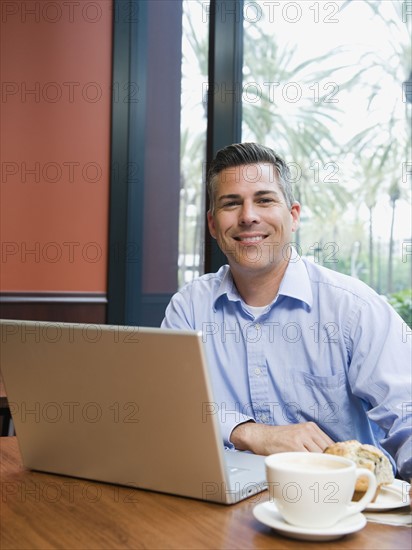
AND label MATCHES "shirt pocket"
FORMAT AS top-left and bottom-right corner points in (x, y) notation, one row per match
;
(282, 370), (355, 440)
(294, 371), (346, 390)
